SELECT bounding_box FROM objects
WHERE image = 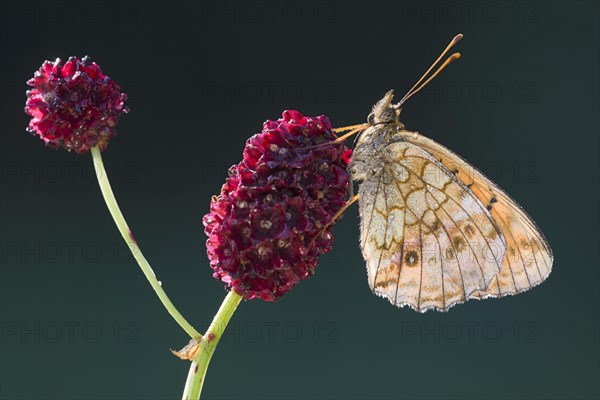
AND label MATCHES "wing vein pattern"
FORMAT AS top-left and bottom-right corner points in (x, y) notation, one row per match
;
(359, 140), (511, 311)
